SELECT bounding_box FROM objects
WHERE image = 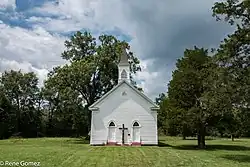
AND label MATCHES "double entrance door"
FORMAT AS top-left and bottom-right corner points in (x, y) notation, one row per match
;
(108, 122), (140, 143)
